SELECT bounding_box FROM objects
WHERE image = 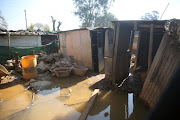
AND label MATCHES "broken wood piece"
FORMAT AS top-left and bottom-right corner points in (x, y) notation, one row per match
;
(78, 89), (99, 120)
(32, 50), (35, 55)
(14, 52), (19, 69)
(148, 24), (154, 69)
(64, 100), (88, 106)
